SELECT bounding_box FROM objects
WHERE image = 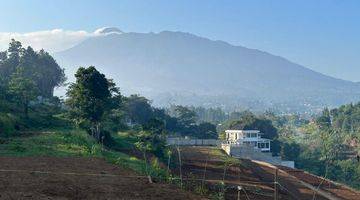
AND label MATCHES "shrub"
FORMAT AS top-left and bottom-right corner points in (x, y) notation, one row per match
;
(0, 114), (16, 137)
